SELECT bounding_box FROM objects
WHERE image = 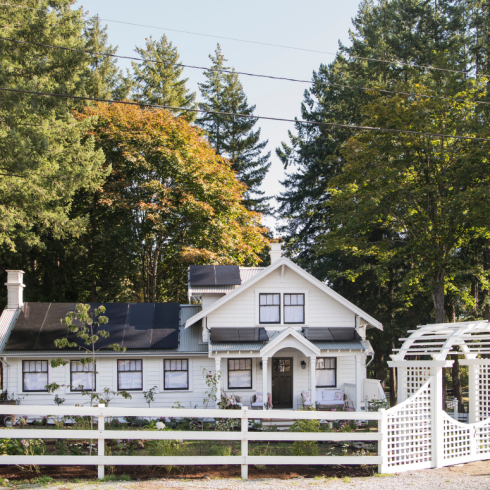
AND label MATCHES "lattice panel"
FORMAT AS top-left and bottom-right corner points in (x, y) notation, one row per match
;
(477, 365), (490, 422)
(477, 424), (490, 455)
(385, 380), (432, 470)
(443, 414), (471, 460)
(405, 367), (431, 397)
